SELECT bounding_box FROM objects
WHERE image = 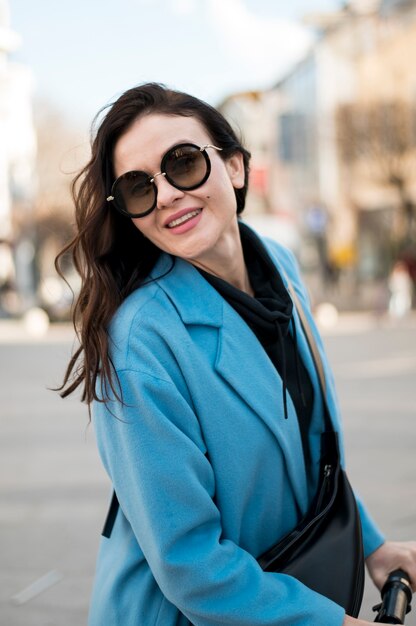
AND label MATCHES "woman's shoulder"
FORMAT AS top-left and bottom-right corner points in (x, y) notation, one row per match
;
(109, 255), (178, 333)
(107, 277), (175, 367)
(106, 256), (205, 371)
(257, 233), (303, 285)
(251, 229), (310, 306)
(262, 236), (297, 265)
(110, 280), (160, 332)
